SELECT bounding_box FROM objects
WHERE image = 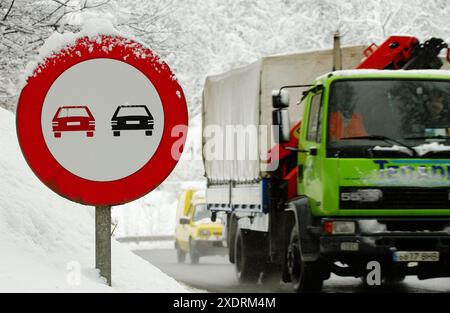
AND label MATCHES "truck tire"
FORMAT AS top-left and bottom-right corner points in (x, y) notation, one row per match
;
(234, 229), (263, 284)
(383, 270), (406, 284)
(261, 263), (281, 285)
(189, 239), (200, 264)
(286, 226), (323, 293)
